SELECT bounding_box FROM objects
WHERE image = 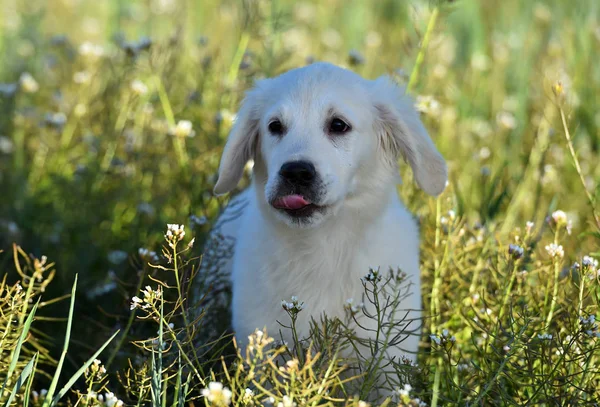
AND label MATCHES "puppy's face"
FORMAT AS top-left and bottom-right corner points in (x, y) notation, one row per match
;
(214, 62), (447, 228)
